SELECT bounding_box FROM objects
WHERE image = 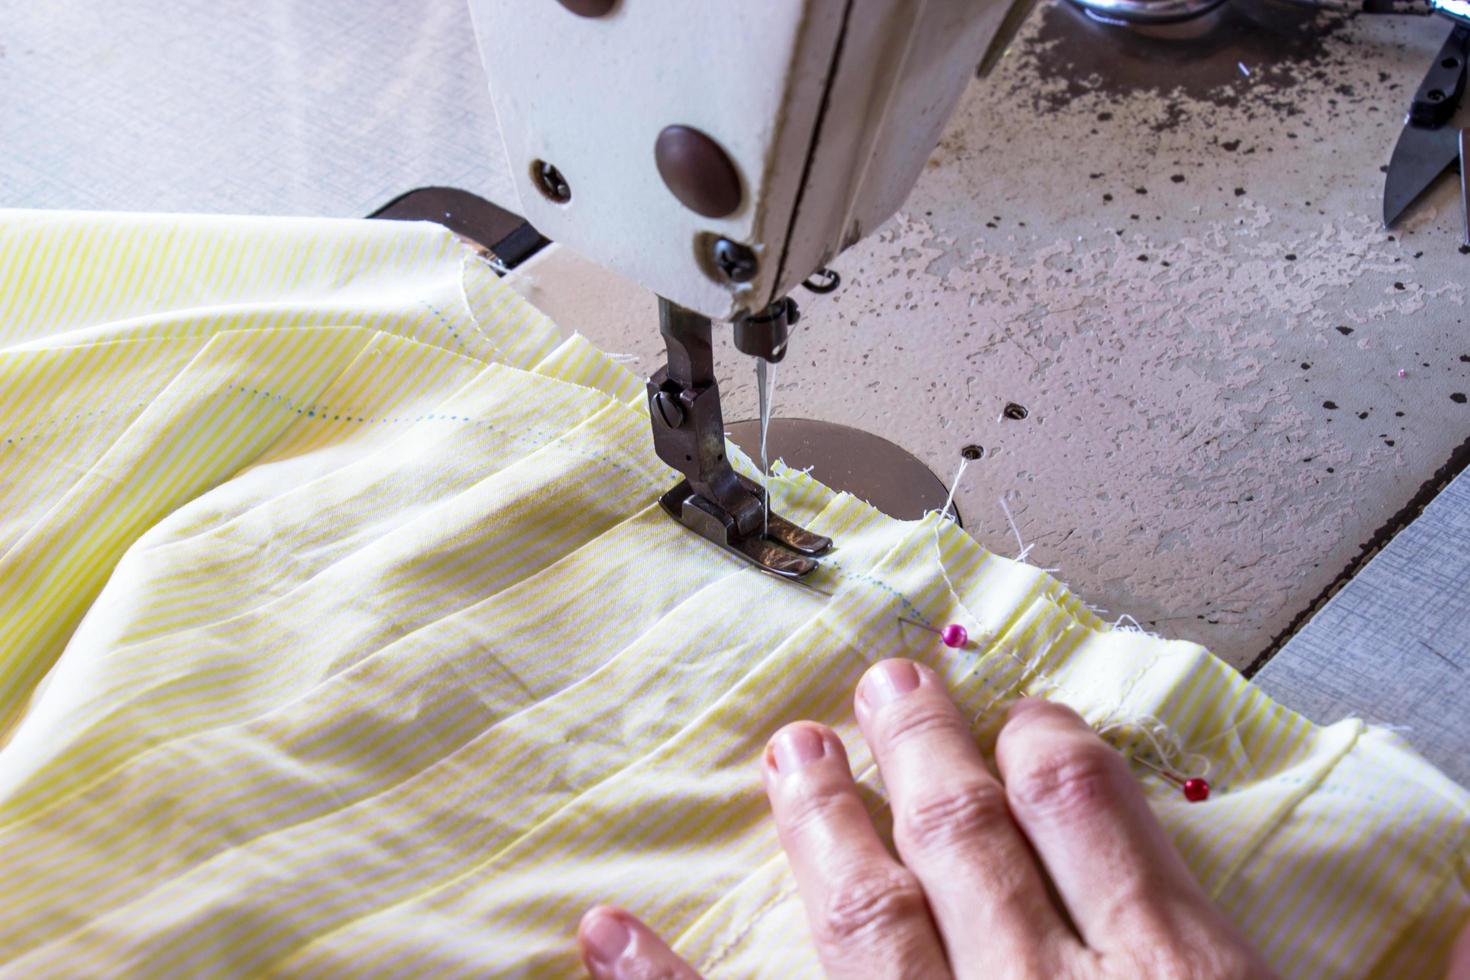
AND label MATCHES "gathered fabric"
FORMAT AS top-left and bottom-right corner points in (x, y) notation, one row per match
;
(0, 210), (1465, 978)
